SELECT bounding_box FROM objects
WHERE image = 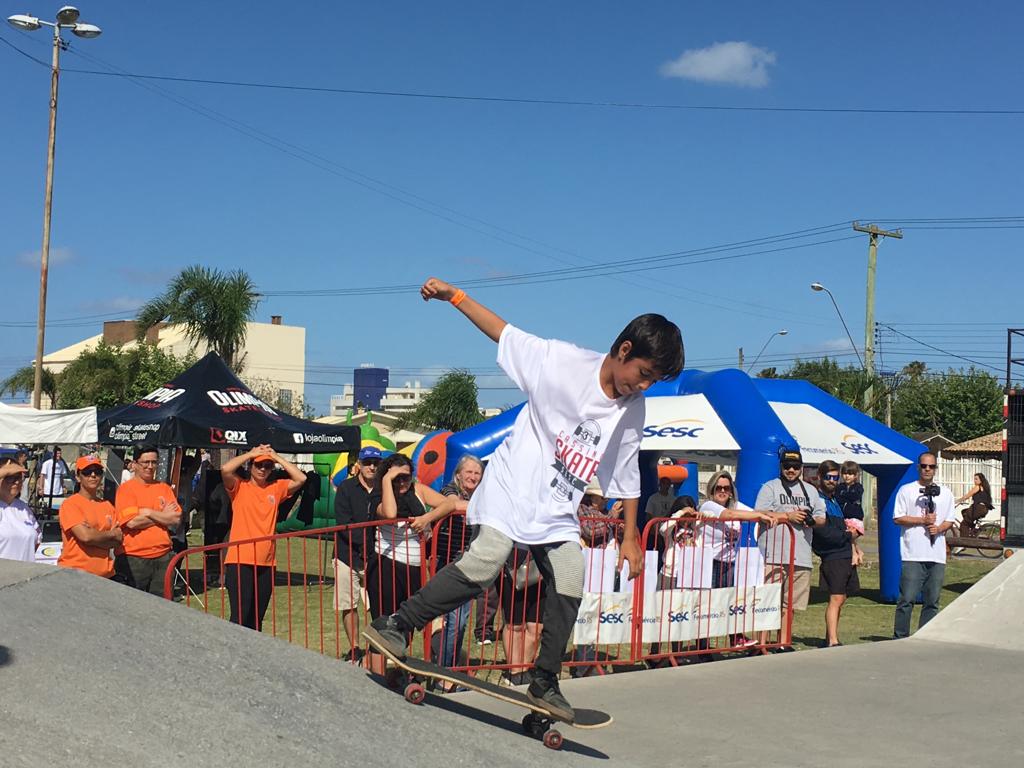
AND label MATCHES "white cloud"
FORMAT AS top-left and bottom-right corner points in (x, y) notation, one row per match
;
(660, 41), (776, 88)
(17, 246), (74, 267)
